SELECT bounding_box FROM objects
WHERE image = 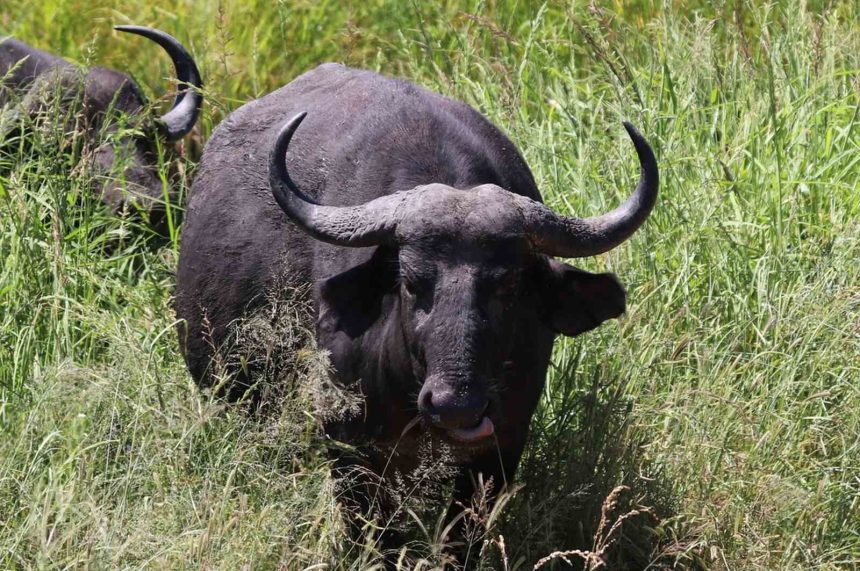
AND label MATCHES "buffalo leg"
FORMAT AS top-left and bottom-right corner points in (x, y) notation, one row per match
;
(330, 454), (406, 564)
(445, 443), (524, 568)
